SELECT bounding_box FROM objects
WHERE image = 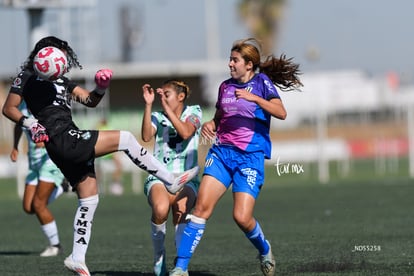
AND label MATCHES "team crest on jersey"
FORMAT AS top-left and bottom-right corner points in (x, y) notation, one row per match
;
(12, 77), (22, 88)
(223, 85), (233, 95)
